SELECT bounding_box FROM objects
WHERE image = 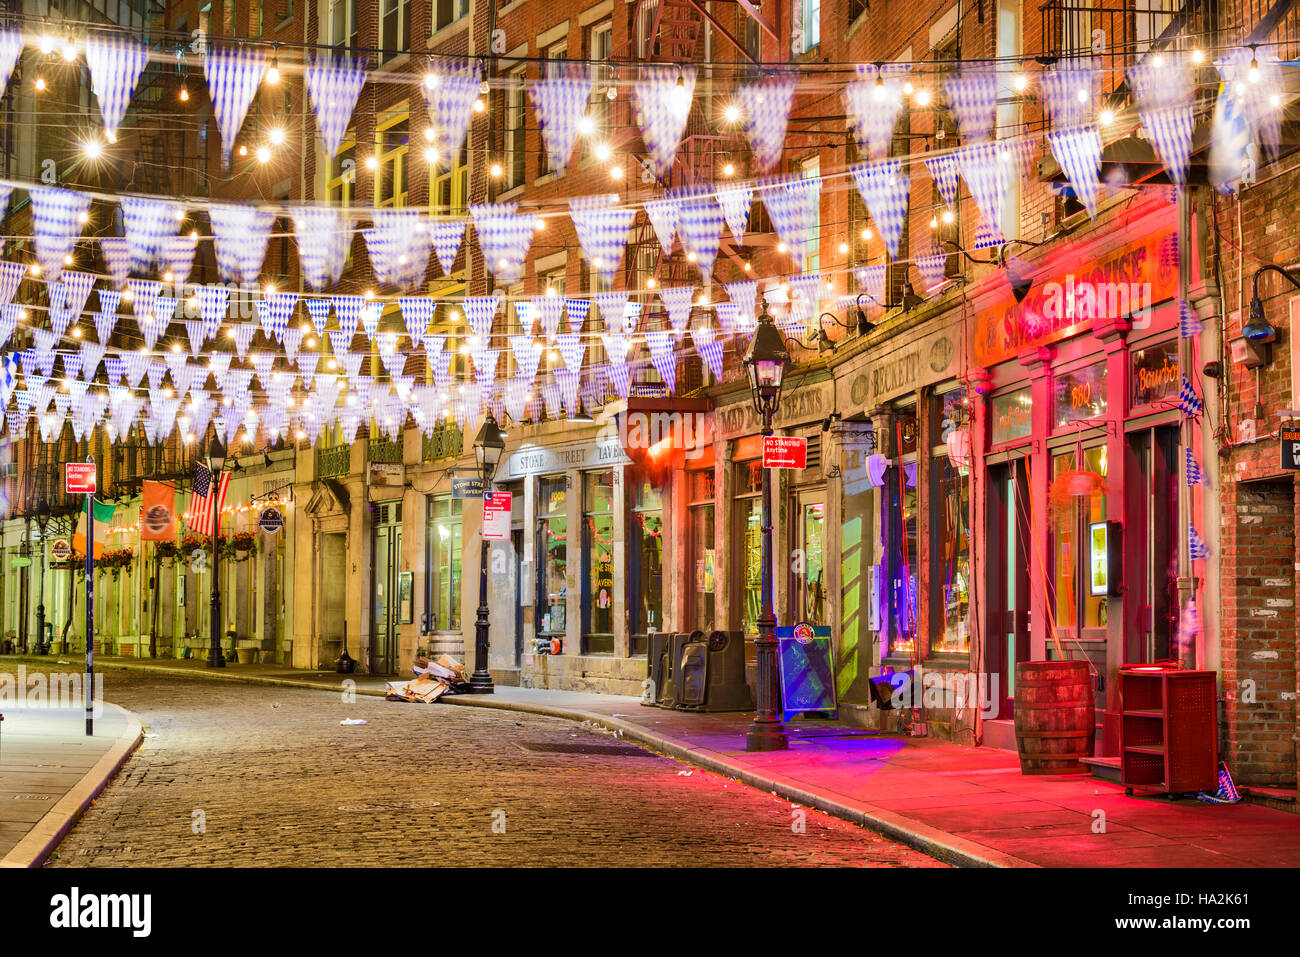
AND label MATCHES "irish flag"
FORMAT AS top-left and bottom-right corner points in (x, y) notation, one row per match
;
(71, 499), (116, 560)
